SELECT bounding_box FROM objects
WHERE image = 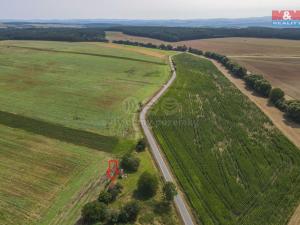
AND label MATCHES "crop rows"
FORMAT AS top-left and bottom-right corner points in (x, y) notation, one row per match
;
(148, 53), (300, 225)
